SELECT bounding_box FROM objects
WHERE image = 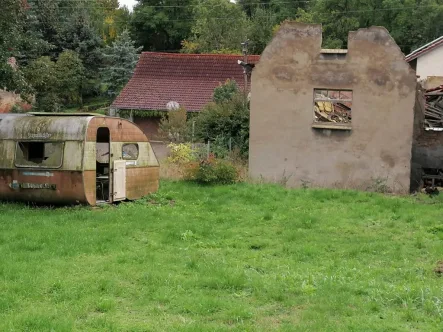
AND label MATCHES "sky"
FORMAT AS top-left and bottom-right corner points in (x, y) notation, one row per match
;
(119, 0), (137, 11)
